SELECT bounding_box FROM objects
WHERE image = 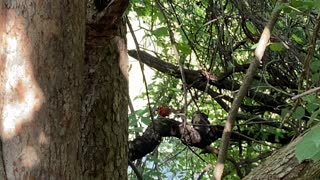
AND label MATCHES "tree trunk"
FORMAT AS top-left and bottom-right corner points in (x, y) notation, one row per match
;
(0, 0), (128, 179)
(244, 134), (320, 180)
(80, 3), (129, 180)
